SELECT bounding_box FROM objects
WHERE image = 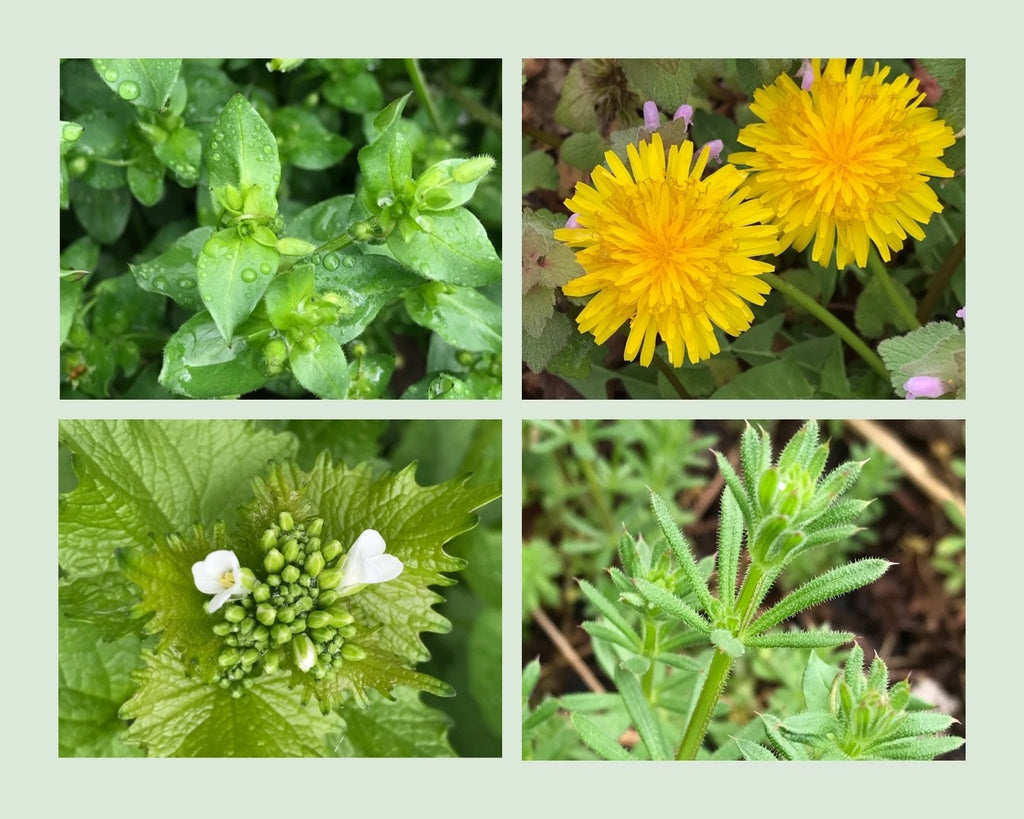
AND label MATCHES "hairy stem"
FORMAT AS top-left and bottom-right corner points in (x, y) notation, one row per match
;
(762, 272), (890, 382)
(676, 648), (733, 760)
